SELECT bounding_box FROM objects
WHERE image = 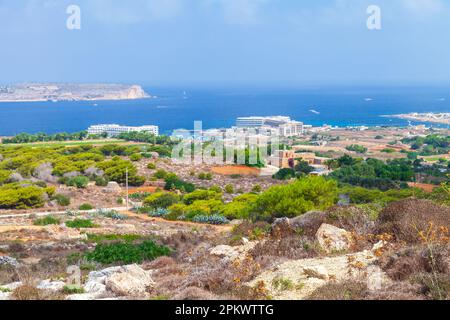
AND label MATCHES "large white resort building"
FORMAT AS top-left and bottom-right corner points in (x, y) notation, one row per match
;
(87, 124), (159, 137)
(236, 116), (304, 137)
